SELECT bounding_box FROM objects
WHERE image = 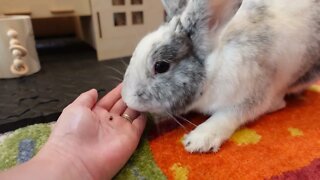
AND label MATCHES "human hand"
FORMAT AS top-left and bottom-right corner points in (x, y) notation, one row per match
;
(37, 84), (146, 180)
